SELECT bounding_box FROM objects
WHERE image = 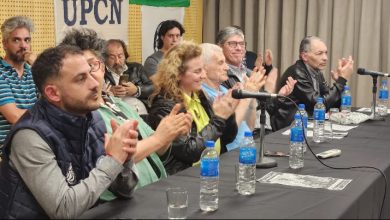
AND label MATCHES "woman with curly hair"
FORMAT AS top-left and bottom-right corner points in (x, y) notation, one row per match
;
(148, 41), (239, 175)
